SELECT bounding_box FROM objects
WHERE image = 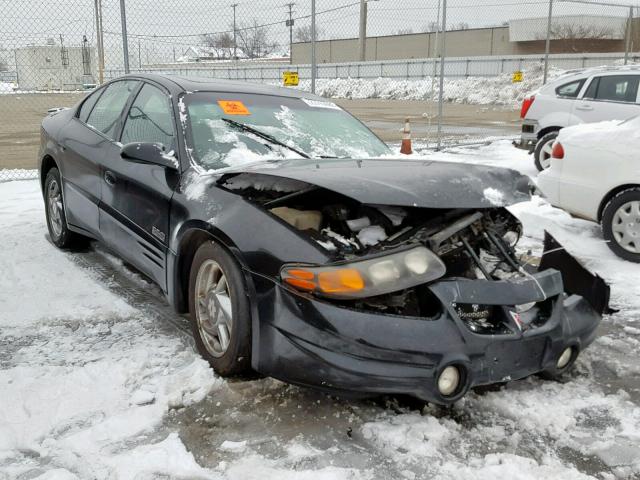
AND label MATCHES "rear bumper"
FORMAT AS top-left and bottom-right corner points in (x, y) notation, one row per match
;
(536, 170), (561, 206)
(250, 234), (608, 404)
(513, 123), (538, 152)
